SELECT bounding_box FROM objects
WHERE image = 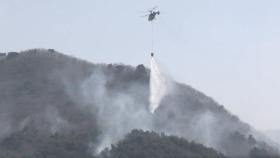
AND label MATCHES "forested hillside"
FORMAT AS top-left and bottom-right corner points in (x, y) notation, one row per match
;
(0, 49), (279, 158)
(101, 129), (226, 158)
